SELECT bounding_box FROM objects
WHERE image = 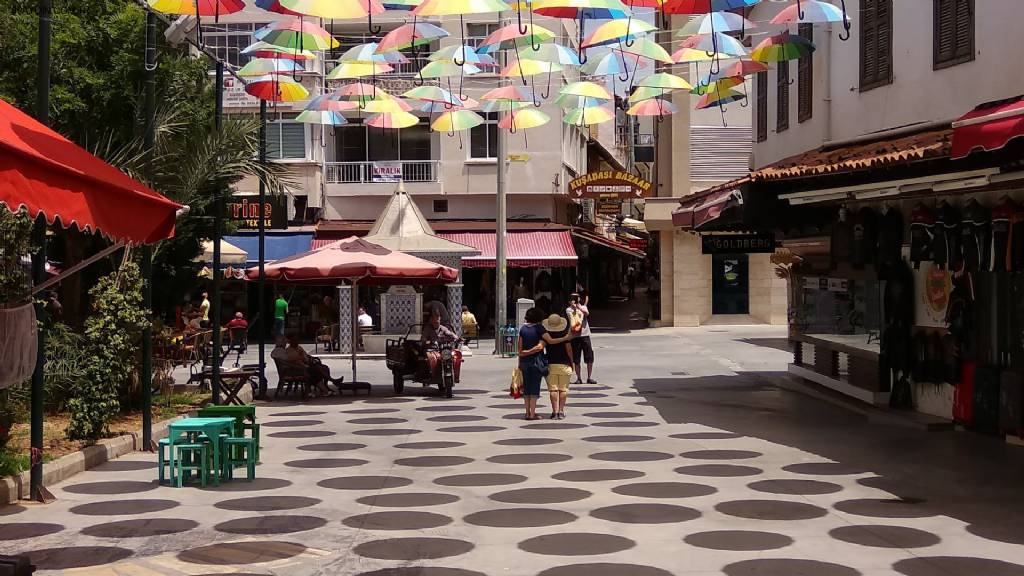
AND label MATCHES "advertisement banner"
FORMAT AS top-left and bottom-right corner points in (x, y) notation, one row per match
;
(568, 170), (653, 200)
(914, 262), (952, 328)
(228, 196), (288, 230)
(372, 162), (403, 183)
